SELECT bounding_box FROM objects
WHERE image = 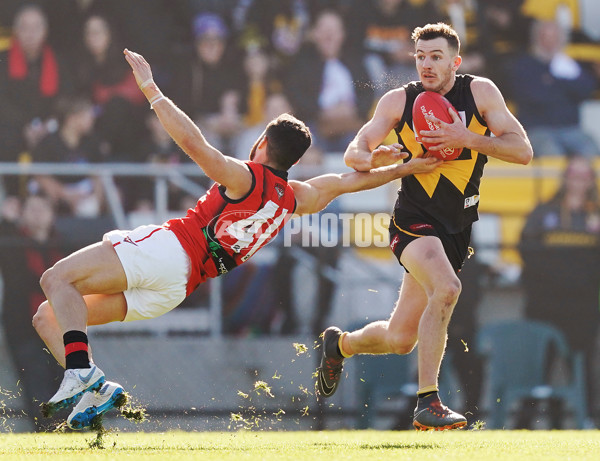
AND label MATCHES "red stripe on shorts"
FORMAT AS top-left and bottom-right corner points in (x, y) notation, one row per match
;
(65, 342), (88, 355)
(135, 227), (163, 243)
